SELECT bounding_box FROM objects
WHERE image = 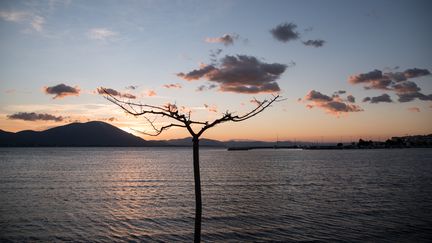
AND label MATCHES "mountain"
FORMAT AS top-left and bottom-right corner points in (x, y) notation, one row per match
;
(0, 121), (165, 147)
(0, 121), (299, 147)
